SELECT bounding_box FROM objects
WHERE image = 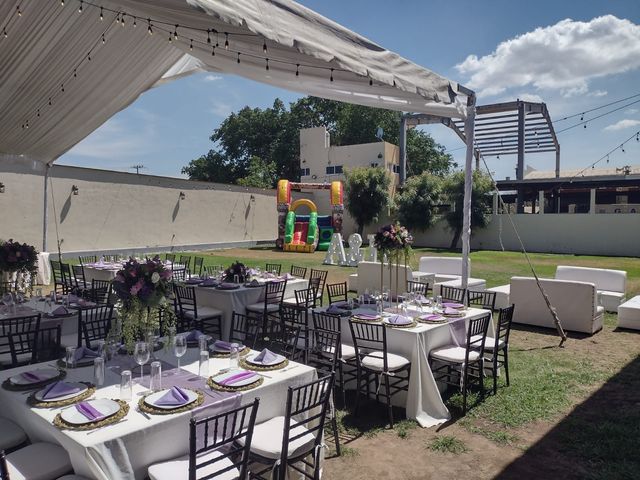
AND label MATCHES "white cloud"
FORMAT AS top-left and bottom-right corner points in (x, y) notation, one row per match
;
(588, 90), (608, 97)
(456, 15), (640, 98)
(203, 74), (222, 82)
(210, 100), (232, 118)
(517, 93), (543, 103)
(626, 108), (639, 114)
(603, 119), (640, 131)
